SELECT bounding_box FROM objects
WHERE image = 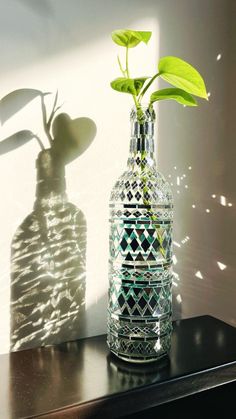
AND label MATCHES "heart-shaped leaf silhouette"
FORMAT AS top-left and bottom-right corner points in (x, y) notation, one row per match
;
(52, 113), (96, 164)
(0, 88), (49, 125)
(0, 130), (34, 155)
